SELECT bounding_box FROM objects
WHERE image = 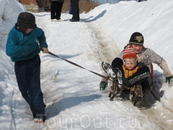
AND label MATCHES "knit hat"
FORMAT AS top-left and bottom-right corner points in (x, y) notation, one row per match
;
(122, 48), (137, 60)
(17, 12), (36, 32)
(129, 32), (144, 45)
